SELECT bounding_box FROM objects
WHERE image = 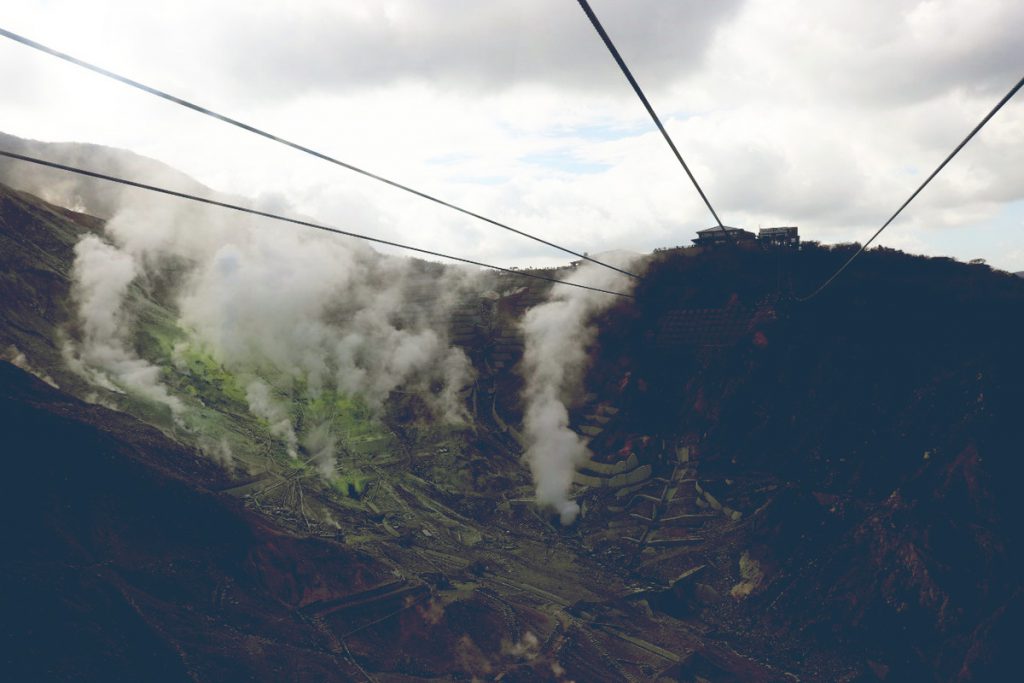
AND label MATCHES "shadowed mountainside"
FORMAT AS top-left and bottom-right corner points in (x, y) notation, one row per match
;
(585, 245), (1024, 680)
(3, 160), (1024, 681)
(0, 360), (398, 682)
